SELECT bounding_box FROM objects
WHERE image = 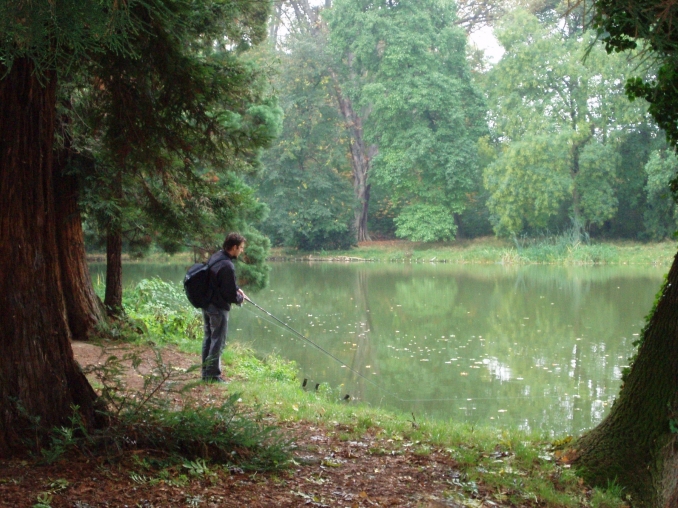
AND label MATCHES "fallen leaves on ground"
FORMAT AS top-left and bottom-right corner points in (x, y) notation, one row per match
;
(0, 342), (525, 507)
